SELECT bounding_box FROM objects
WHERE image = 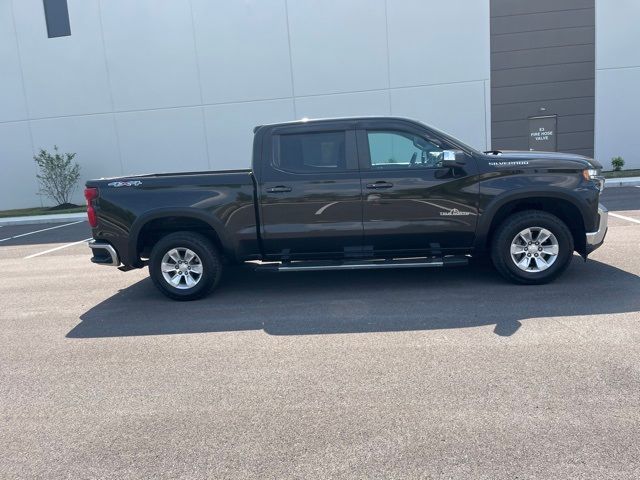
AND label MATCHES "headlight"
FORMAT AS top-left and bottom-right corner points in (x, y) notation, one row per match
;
(582, 169), (605, 192)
